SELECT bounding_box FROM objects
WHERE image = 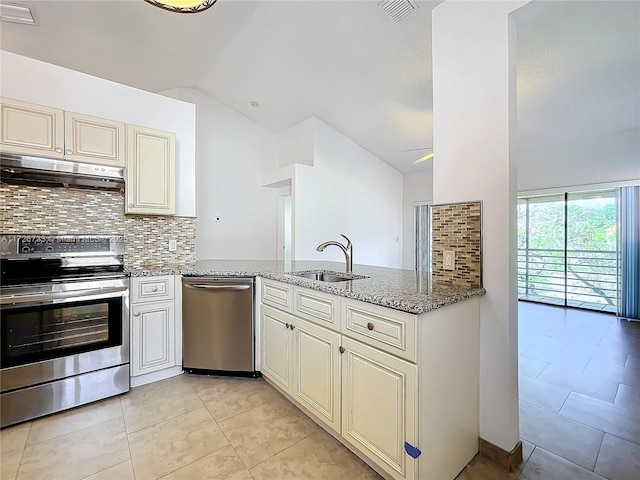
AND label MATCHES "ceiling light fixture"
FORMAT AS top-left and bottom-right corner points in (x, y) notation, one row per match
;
(143, 0), (217, 14)
(412, 152), (434, 165)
